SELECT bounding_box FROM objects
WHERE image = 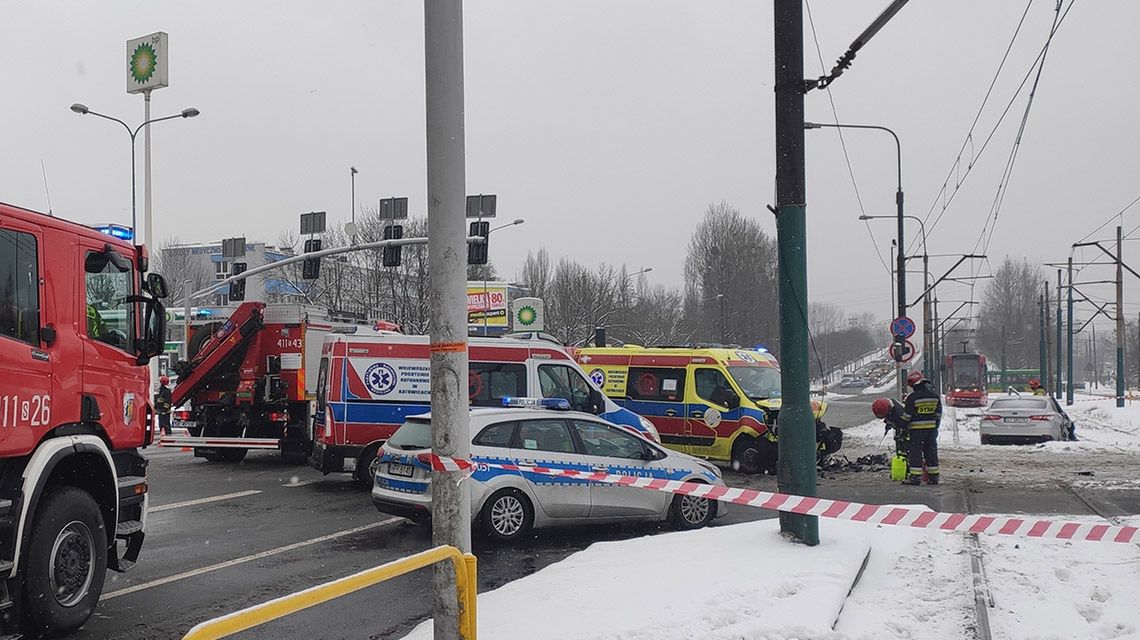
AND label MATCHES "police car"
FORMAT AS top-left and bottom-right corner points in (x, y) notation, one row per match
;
(372, 398), (726, 541)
